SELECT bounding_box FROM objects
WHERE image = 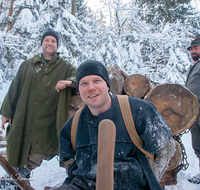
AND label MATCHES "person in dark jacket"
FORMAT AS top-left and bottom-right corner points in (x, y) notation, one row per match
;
(186, 37), (200, 184)
(55, 60), (173, 190)
(0, 28), (76, 187)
